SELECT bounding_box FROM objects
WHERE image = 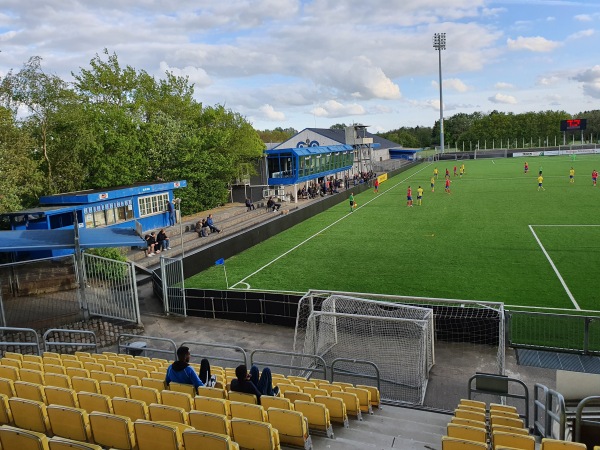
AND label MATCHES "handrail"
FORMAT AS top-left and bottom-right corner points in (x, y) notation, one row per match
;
(0, 327), (41, 355)
(250, 349), (327, 380)
(468, 373), (530, 428)
(330, 358), (381, 393)
(117, 334), (177, 360)
(181, 341), (247, 368)
(546, 389), (567, 440)
(533, 383), (549, 437)
(575, 395), (600, 444)
(43, 329), (98, 353)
